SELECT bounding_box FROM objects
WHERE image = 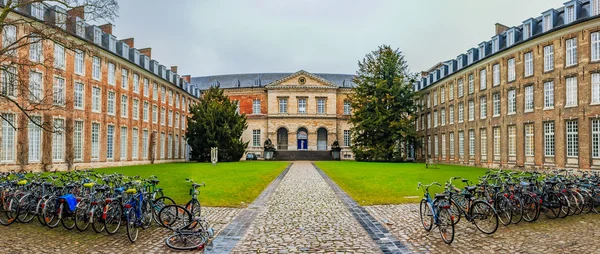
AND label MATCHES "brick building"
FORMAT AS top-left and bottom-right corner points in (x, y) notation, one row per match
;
(190, 70), (356, 159)
(415, 0), (600, 170)
(0, 3), (200, 171)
